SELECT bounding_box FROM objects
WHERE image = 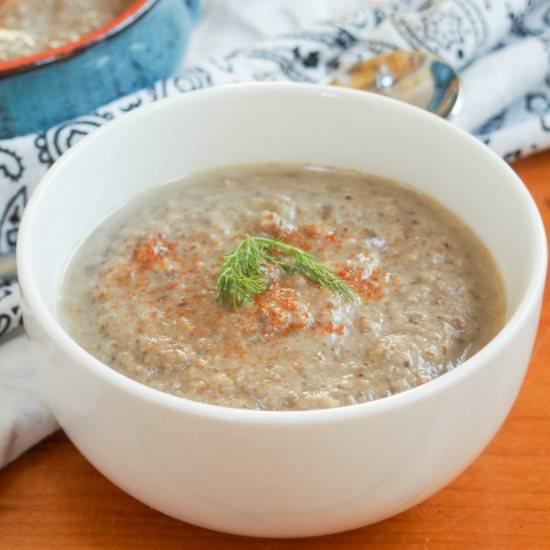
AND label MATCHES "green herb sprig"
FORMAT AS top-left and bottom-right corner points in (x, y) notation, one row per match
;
(216, 235), (355, 308)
